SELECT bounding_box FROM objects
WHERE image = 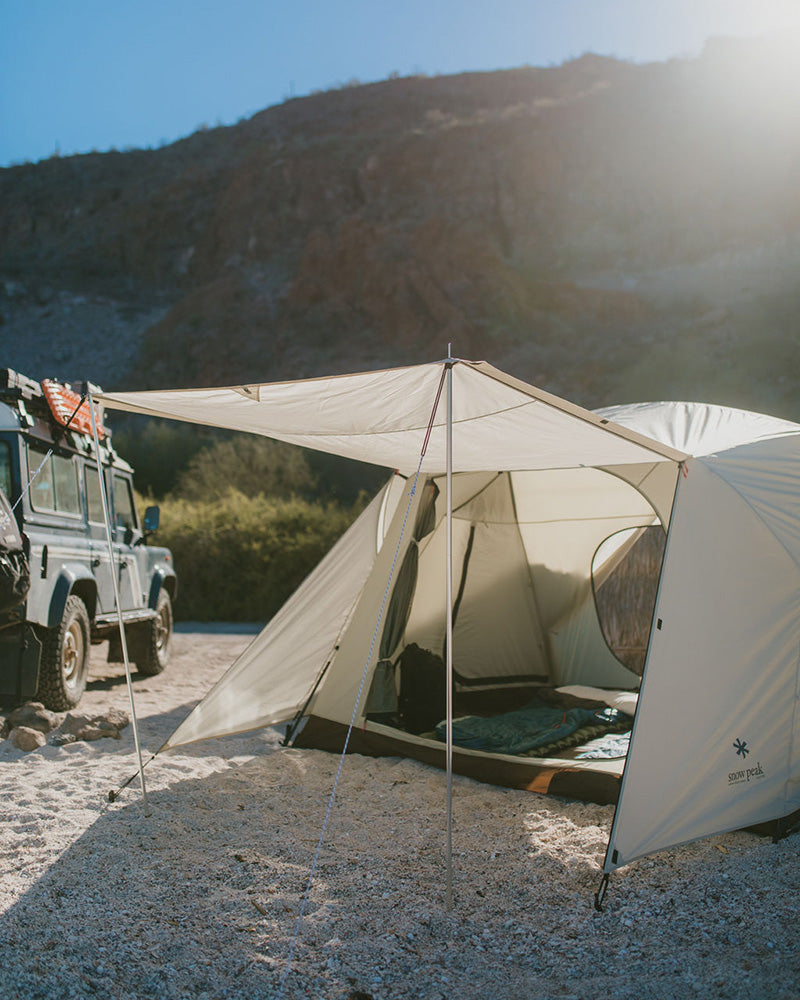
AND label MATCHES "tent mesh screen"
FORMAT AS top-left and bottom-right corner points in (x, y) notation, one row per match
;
(593, 525), (667, 675)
